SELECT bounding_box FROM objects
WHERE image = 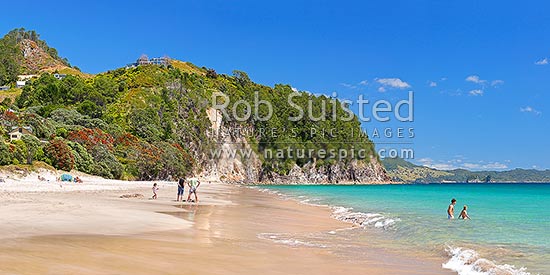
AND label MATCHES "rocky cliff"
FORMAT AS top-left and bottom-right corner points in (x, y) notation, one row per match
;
(200, 109), (391, 184)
